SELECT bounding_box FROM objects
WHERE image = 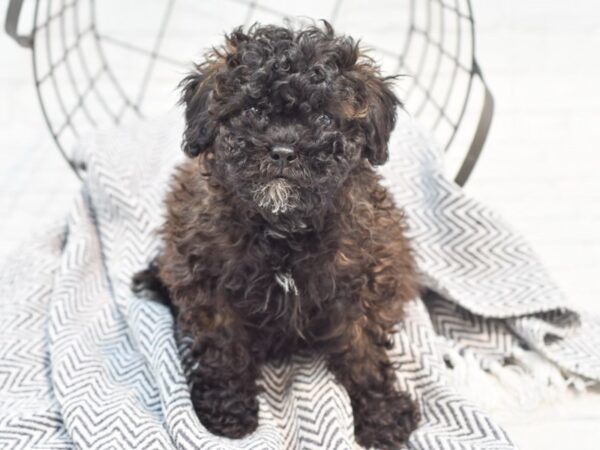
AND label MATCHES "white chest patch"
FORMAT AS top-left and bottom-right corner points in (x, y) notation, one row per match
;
(274, 271), (299, 296)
